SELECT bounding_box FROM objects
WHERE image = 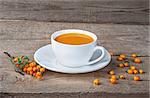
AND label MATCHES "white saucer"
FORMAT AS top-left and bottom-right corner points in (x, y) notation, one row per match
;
(34, 44), (111, 74)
